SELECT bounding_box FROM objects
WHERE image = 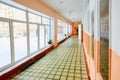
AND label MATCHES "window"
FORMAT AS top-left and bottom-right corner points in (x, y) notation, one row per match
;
(42, 17), (49, 24)
(0, 3), (26, 21)
(57, 20), (68, 42)
(0, 2), (51, 71)
(45, 26), (50, 46)
(28, 13), (41, 23)
(57, 26), (64, 41)
(0, 21), (11, 68)
(63, 23), (67, 35)
(13, 22), (27, 61)
(29, 24), (38, 53)
(68, 24), (72, 34)
(39, 25), (45, 49)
